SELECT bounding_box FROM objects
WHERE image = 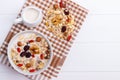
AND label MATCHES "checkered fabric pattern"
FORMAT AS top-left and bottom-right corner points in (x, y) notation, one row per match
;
(0, 0), (88, 80)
